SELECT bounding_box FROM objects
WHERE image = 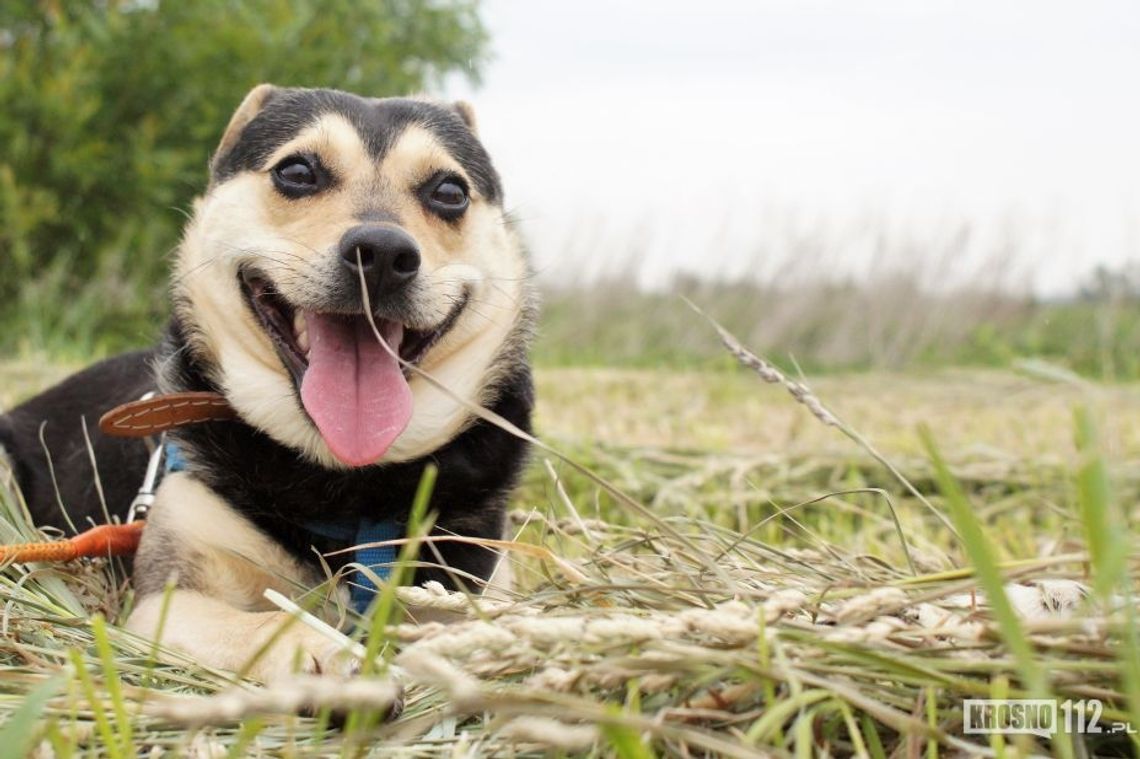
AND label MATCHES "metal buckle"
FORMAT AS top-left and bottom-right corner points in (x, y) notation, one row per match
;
(127, 439), (165, 523)
(127, 391), (164, 523)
